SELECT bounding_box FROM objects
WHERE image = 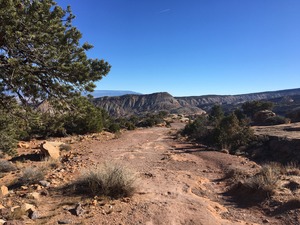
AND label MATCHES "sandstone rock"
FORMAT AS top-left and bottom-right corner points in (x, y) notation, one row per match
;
(20, 186), (28, 190)
(17, 142), (30, 149)
(21, 203), (36, 212)
(0, 219), (6, 224)
(0, 185), (9, 197)
(27, 192), (40, 200)
(40, 142), (60, 160)
(10, 206), (20, 212)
